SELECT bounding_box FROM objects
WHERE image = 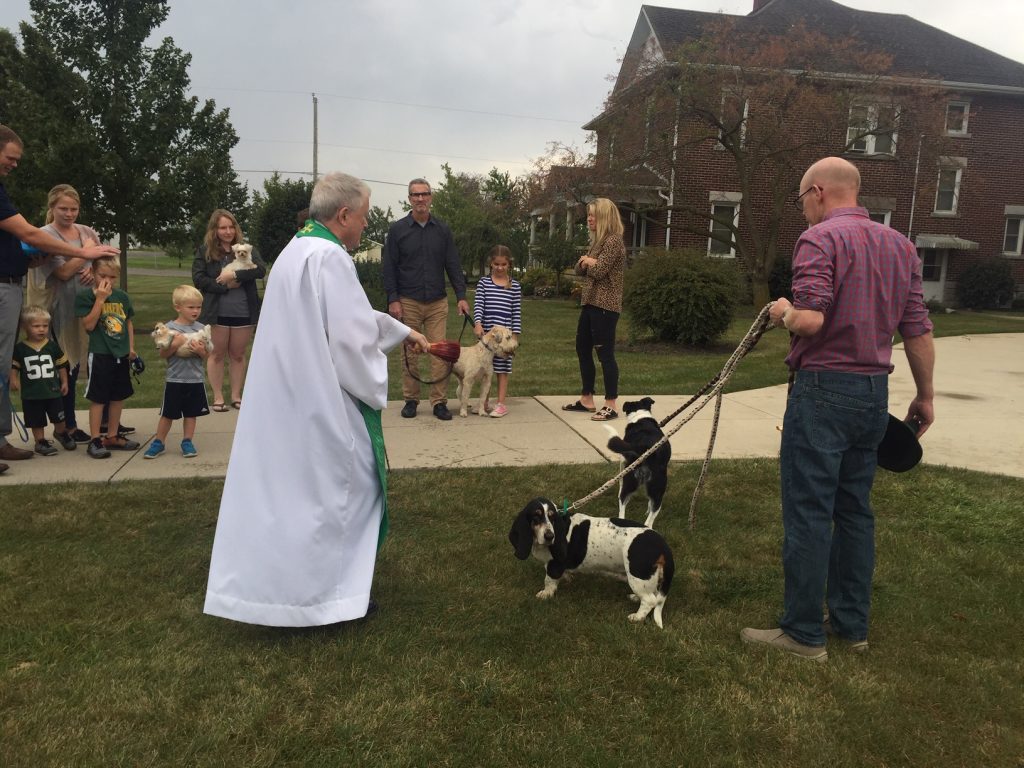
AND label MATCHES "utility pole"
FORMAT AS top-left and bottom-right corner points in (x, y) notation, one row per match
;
(312, 92), (319, 181)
